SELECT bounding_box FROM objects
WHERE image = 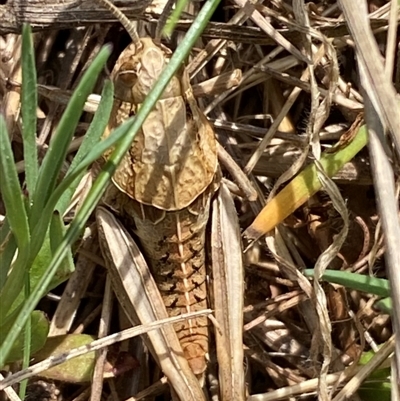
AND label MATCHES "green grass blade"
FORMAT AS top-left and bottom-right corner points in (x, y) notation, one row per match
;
(163, 0), (189, 37)
(30, 45), (112, 229)
(19, 275), (31, 400)
(56, 79), (114, 215)
(0, 237), (16, 292)
(0, 0), (221, 368)
(0, 116), (31, 316)
(0, 219), (17, 291)
(0, 46), (111, 367)
(7, 226), (75, 319)
(0, 310), (49, 364)
(0, 115), (30, 320)
(21, 24), (38, 198)
(1, 46), (109, 318)
(0, 216), (11, 245)
(304, 269), (391, 298)
(244, 125), (369, 241)
(0, 116), (30, 253)
(49, 212), (74, 276)
(29, 116), (133, 258)
(0, 256), (32, 319)
(374, 297), (392, 314)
